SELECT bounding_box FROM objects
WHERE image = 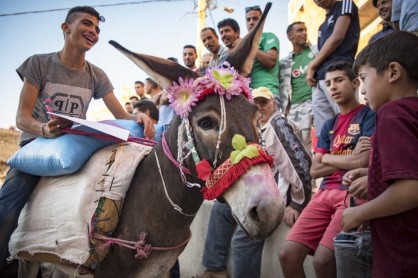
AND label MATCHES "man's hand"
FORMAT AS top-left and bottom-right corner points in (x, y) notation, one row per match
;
(41, 118), (72, 138)
(342, 168), (367, 187)
(352, 136), (371, 154)
(306, 61), (318, 87)
(136, 112), (155, 139)
(283, 206), (300, 227)
(348, 176), (368, 200)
